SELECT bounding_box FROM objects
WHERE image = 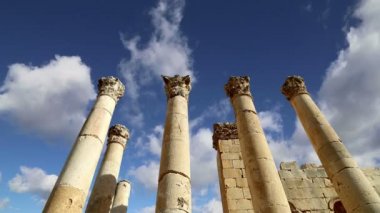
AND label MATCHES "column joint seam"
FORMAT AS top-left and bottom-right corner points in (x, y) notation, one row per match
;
(79, 134), (103, 144)
(158, 170), (191, 182)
